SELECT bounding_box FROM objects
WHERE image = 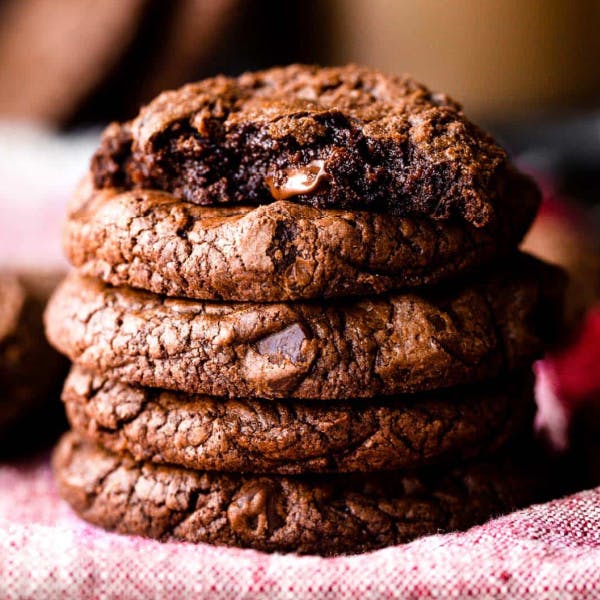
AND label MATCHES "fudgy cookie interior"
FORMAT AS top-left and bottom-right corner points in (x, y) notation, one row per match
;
(91, 65), (523, 226)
